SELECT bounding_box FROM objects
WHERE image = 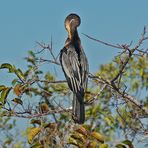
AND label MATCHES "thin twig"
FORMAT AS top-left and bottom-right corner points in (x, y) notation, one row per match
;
(82, 33), (131, 49)
(85, 84), (107, 105)
(37, 80), (67, 84)
(4, 108), (72, 118)
(38, 58), (60, 65)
